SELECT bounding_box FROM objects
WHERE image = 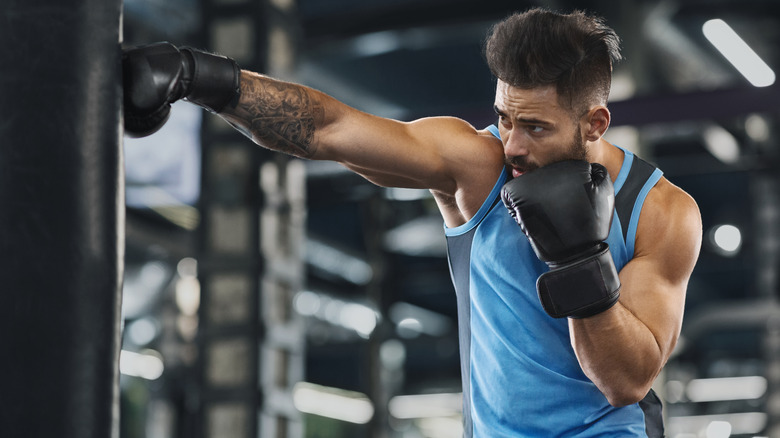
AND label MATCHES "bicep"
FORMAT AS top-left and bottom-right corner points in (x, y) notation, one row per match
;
(318, 113), (482, 191)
